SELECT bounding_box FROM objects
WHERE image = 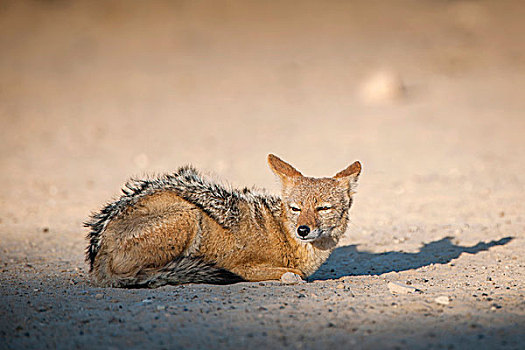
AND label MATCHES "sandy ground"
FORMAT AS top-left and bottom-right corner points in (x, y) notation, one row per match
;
(1, 1), (525, 349)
